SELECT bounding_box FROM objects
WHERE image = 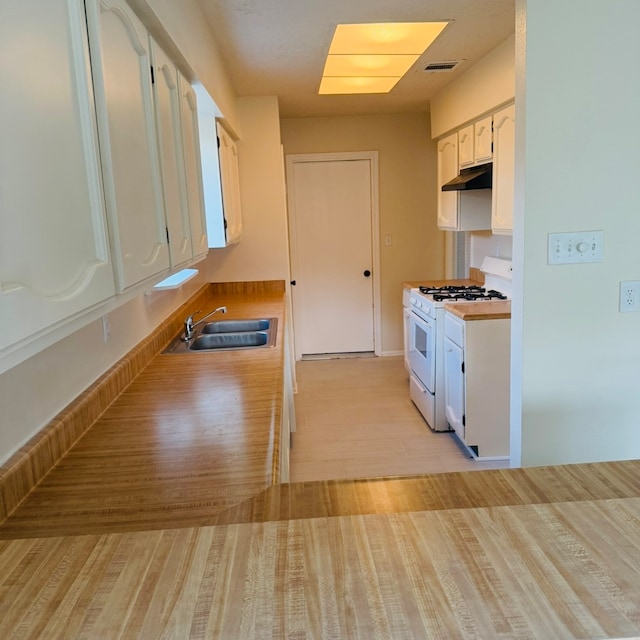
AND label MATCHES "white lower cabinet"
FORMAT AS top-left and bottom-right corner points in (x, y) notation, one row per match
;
(280, 325), (296, 482)
(443, 311), (510, 459)
(0, 0), (115, 353)
(85, 0), (170, 292)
